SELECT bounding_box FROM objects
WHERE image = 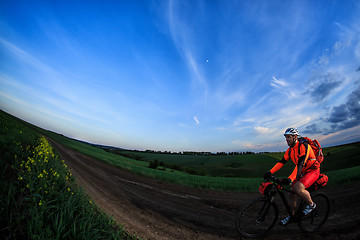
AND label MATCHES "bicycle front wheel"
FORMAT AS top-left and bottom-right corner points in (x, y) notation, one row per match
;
(298, 192), (330, 232)
(235, 198), (278, 238)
